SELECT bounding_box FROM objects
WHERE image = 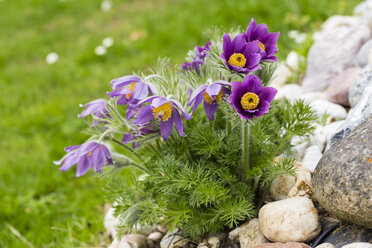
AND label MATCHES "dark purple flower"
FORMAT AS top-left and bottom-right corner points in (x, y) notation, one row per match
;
(228, 74), (277, 119)
(181, 41), (211, 73)
(188, 81), (231, 121)
(54, 142), (113, 177)
(244, 18), (280, 62)
(133, 96), (191, 140)
(121, 125), (155, 149)
(220, 33), (261, 74)
(78, 99), (110, 126)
